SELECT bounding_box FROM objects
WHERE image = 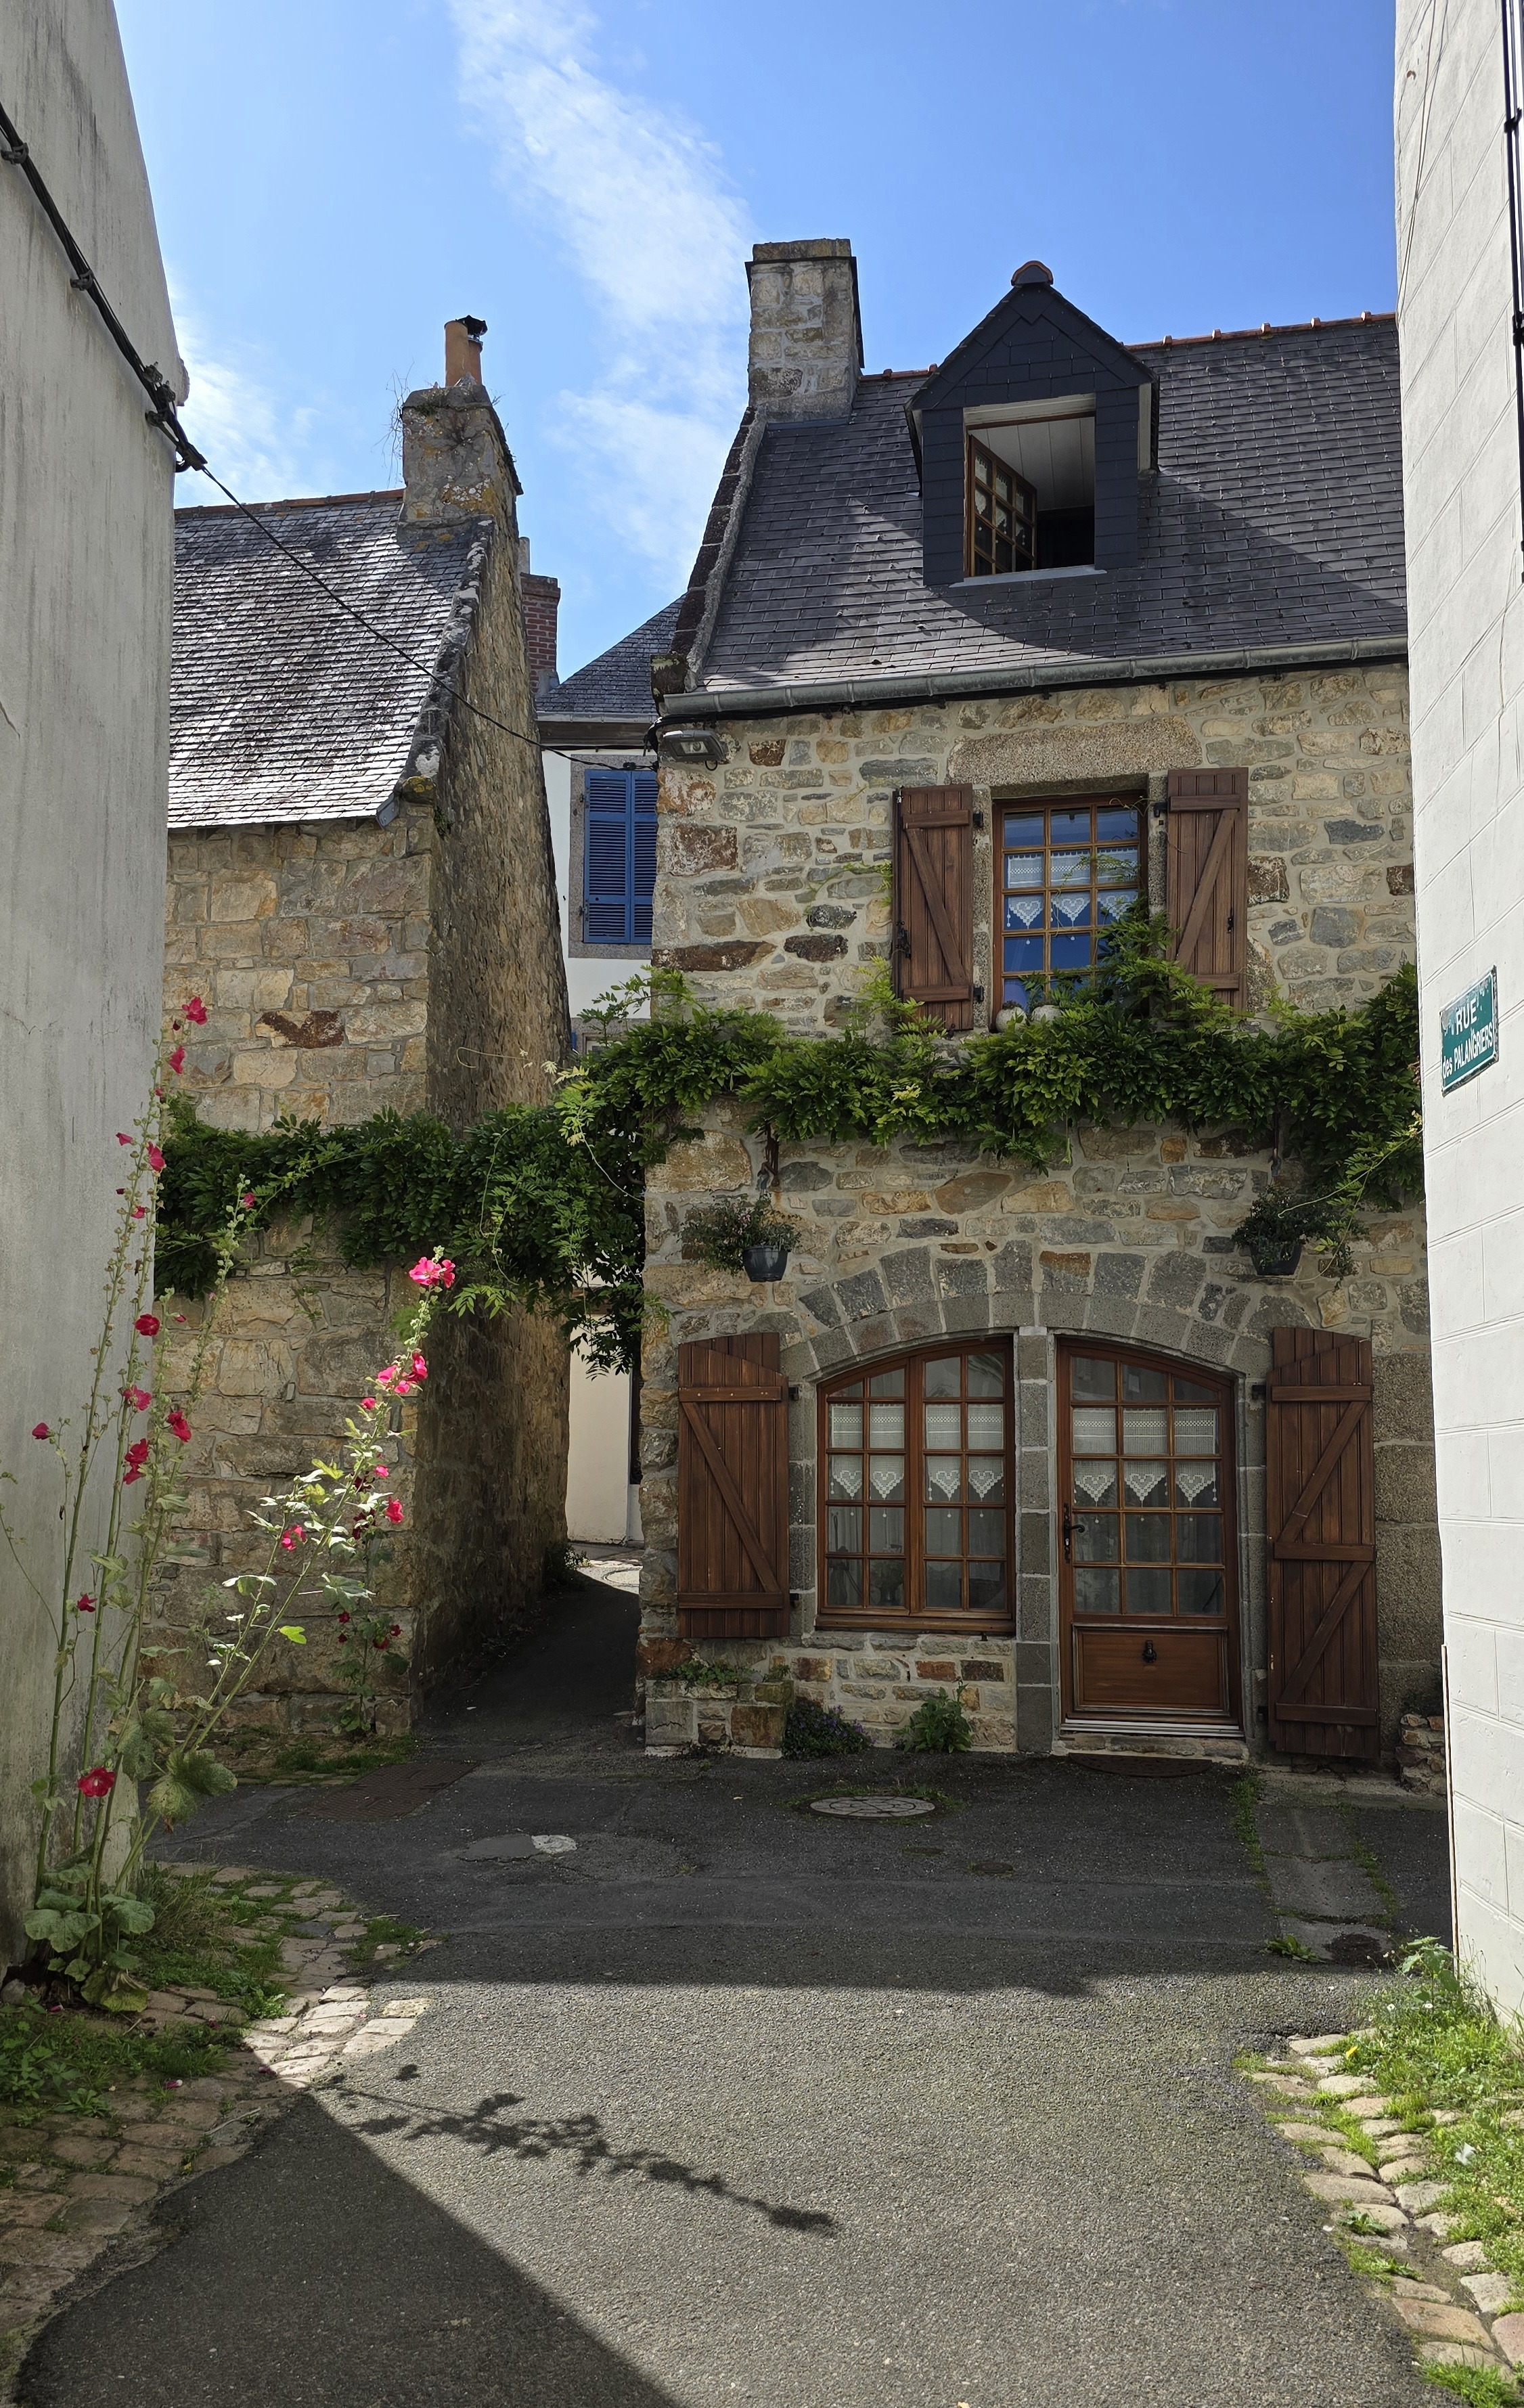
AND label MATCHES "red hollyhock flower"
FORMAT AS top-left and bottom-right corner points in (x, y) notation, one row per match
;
(336, 1611), (351, 1624)
(133, 1206), (145, 1220)
(31, 1423), (49, 1441)
(374, 1634), (390, 1650)
(184, 996), (207, 1025)
(279, 1524), (304, 1551)
(75, 1594), (95, 1613)
(148, 1144), (165, 1174)
(135, 1314), (160, 1337)
(122, 1467), (144, 1486)
(76, 1768), (116, 1798)
(116, 1132), (132, 1146)
(389, 1624), (401, 1637)
(126, 1387), (151, 1412)
(167, 1409), (192, 1443)
(338, 1632), (349, 1645)
(385, 1497), (404, 1525)
(168, 1046), (185, 1075)
(240, 1191), (256, 1209)
(361, 1396), (377, 1412)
